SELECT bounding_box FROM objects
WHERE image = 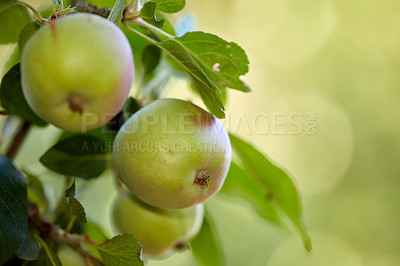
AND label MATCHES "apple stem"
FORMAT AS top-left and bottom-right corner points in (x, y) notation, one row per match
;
(51, 0), (62, 18)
